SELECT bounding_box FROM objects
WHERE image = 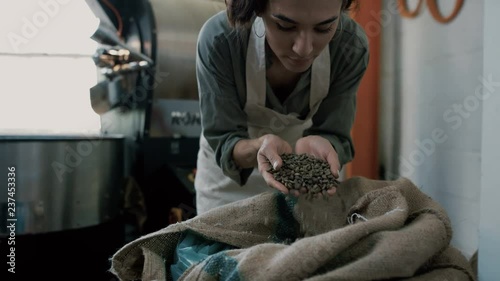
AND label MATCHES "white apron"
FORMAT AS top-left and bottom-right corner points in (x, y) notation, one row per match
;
(195, 17), (331, 214)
